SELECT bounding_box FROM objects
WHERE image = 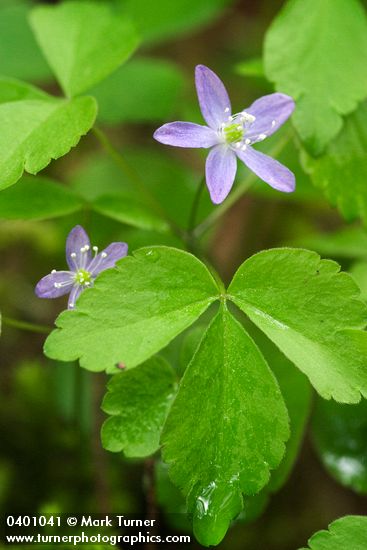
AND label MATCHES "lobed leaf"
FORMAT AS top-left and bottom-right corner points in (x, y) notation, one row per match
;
(161, 307), (289, 546)
(228, 248), (367, 403)
(101, 357), (177, 457)
(264, 0), (367, 154)
(302, 102), (367, 225)
(30, 0), (139, 97)
(0, 78), (97, 191)
(300, 515), (367, 550)
(44, 247), (220, 372)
